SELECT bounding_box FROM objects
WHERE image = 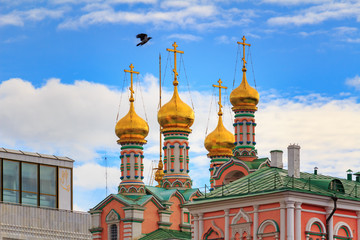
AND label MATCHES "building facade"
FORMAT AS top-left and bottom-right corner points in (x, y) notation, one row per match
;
(89, 45), (201, 240)
(187, 36), (360, 240)
(0, 147), (91, 240)
(187, 145), (360, 240)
